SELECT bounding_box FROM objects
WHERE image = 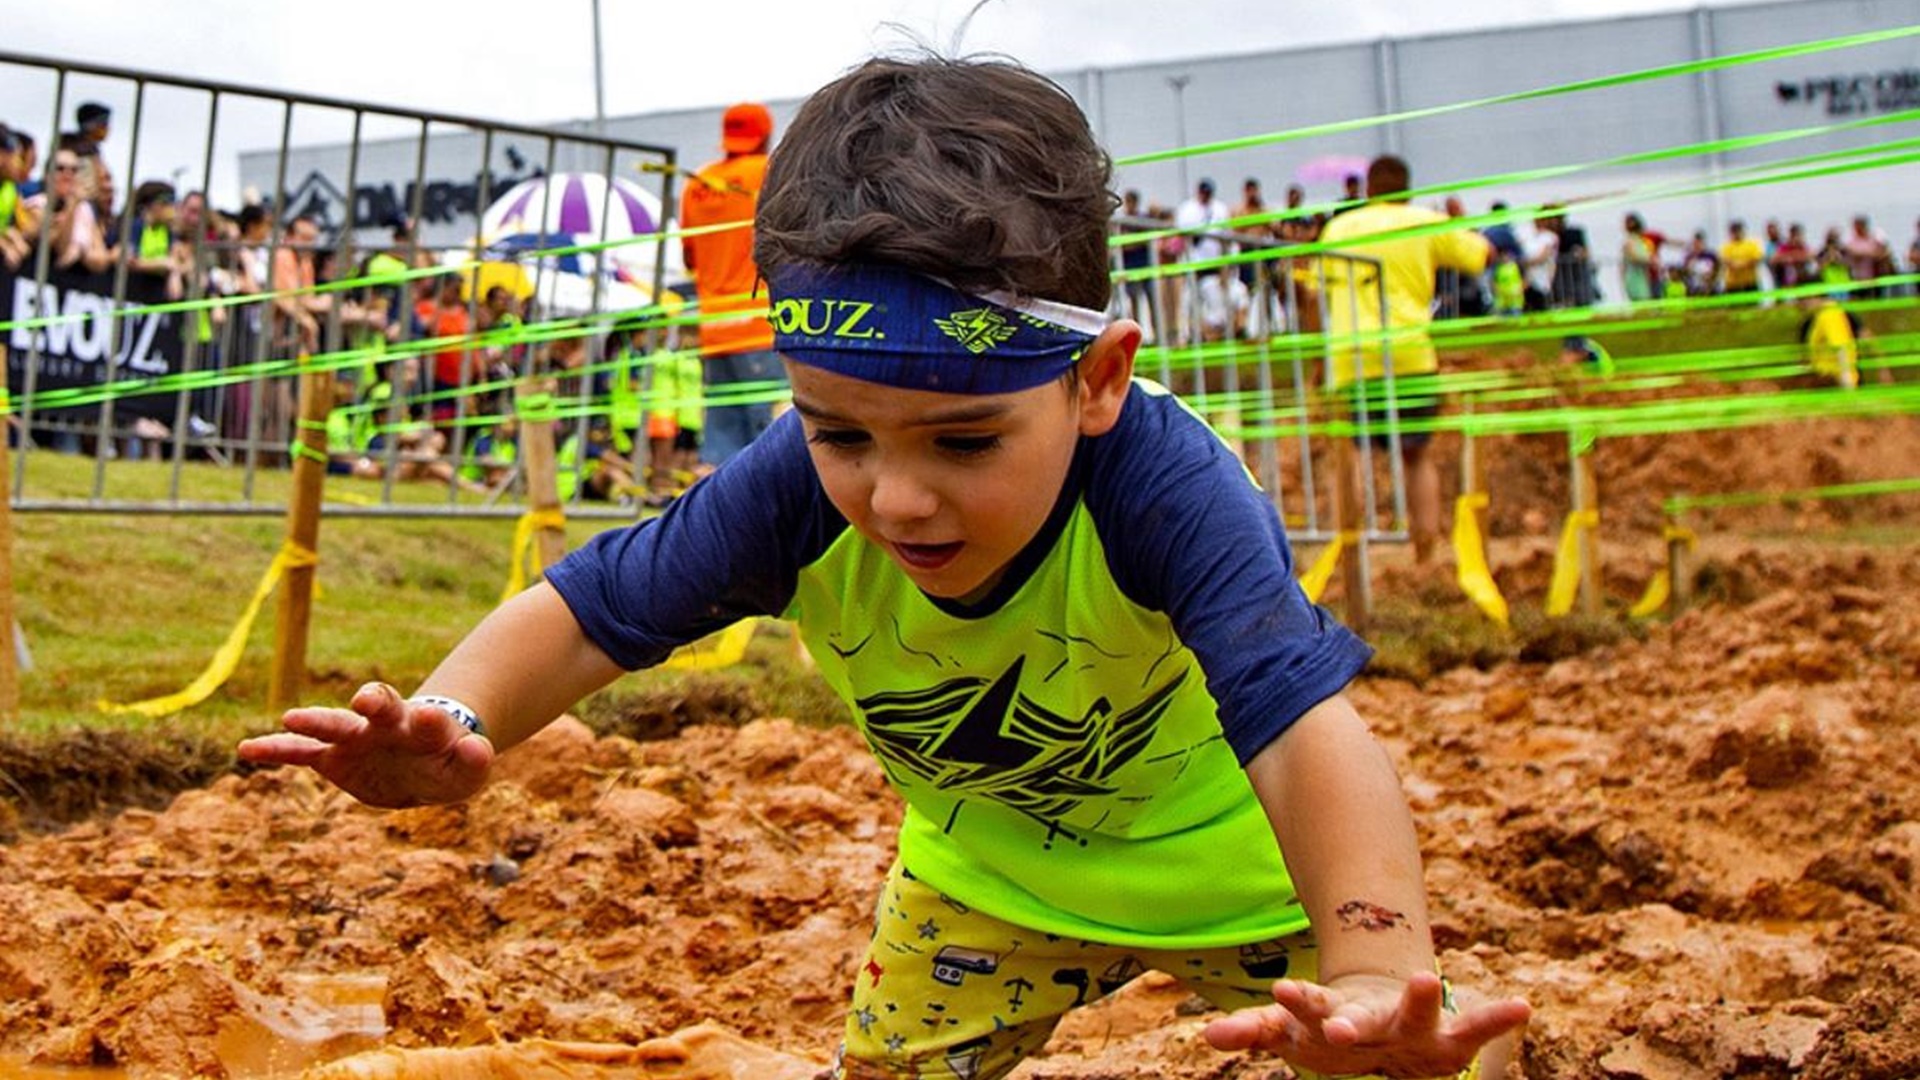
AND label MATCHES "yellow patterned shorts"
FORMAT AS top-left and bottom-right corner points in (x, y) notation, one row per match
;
(832, 862), (1477, 1080)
